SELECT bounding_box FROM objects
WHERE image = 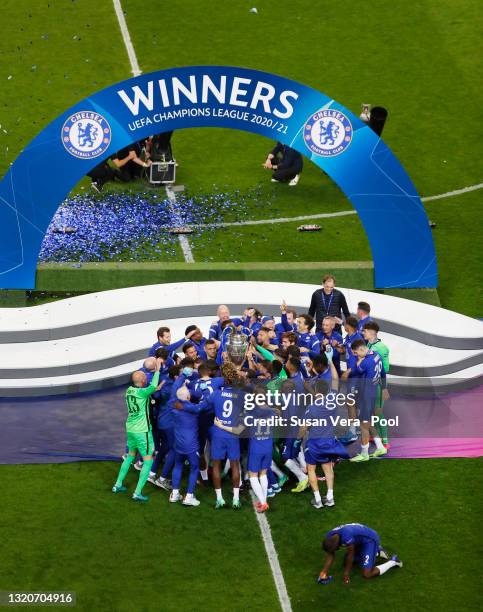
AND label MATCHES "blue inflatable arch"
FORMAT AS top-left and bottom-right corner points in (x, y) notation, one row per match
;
(0, 66), (437, 289)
